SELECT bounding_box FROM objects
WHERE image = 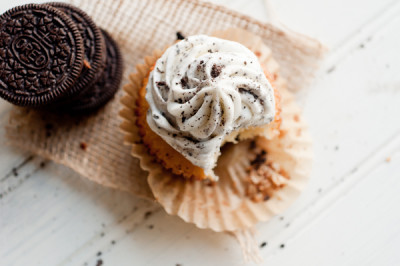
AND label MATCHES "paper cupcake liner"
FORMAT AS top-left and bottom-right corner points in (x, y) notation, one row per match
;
(120, 28), (312, 232)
